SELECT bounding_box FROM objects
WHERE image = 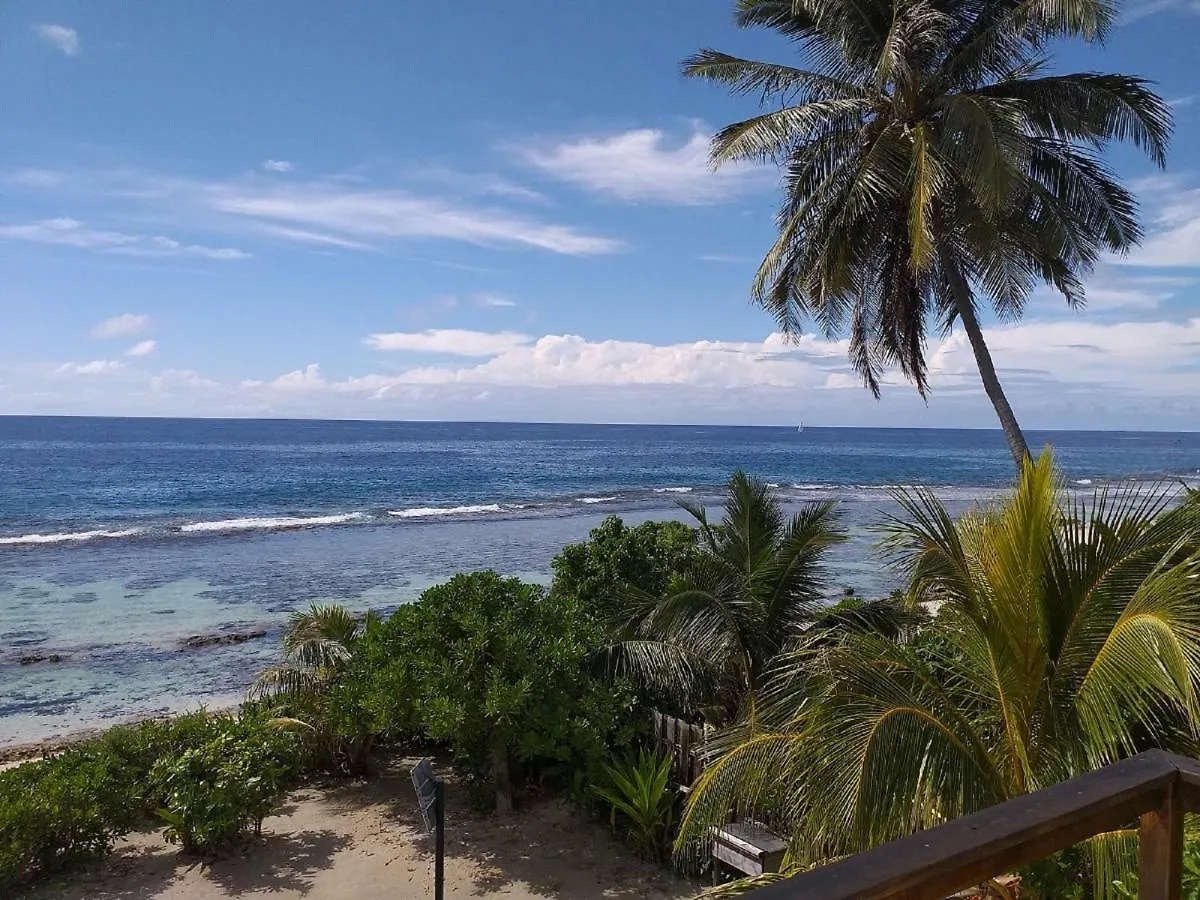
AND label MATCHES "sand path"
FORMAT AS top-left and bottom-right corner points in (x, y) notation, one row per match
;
(24, 757), (700, 899)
